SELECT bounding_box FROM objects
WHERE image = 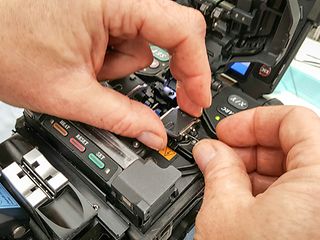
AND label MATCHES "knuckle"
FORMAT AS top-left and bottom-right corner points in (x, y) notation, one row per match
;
(206, 162), (246, 182)
(108, 0), (139, 38)
(188, 9), (207, 36)
(109, 115), (133, 136)
(287, 140), (320, 169)
(105, 98), (152, 137)
(102, 97), (135, 135)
